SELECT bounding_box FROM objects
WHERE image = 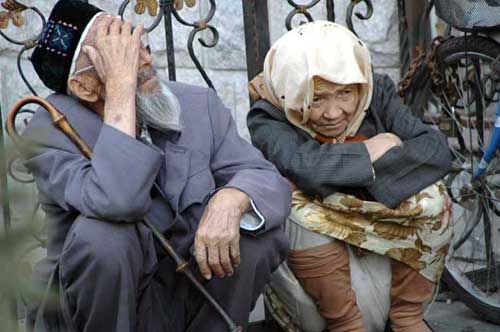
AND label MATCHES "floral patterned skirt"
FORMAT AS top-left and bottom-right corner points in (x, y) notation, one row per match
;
(290, 181), (453, 282)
